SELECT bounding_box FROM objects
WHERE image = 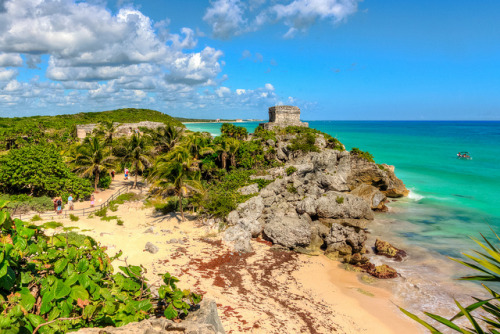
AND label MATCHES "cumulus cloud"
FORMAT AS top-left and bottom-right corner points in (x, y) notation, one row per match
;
(203, 0), (247, 39)
(0, 69), (18, 82)
(204, 0), (360, 39)
(0, 53), (22, 67)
